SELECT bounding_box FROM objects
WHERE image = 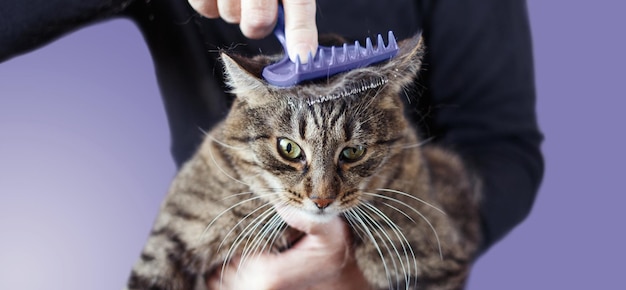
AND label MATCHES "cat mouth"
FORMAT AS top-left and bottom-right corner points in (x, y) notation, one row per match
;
(277, 200), (341, 223)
